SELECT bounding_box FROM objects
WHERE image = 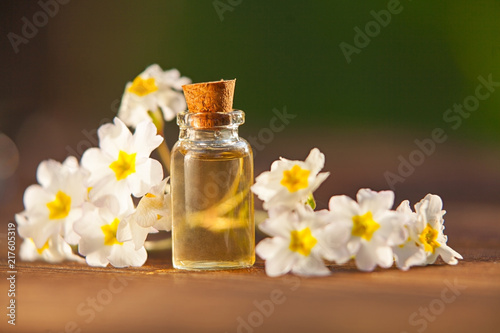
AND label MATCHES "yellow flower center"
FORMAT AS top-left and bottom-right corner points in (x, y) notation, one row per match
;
(419, 223), (440, 253)
(46, 191), (72, 220)
(351, 211), (380, 241)
(36, 239), (50, 255)
(101, 218), (123, 246)
(109, 150), (137, 181)
(127, 76), (158, 97)
(289, 227), (317, 256)
(281, 165), (310, 193)
(86, 187), (93, 199)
